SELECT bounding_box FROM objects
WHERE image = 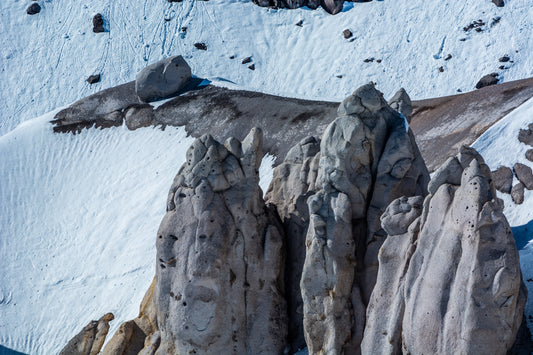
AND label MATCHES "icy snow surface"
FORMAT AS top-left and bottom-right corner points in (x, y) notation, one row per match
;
(472, 96), (533, 335)
(0, 111), (276, 354)
(2, 0), (533, 135)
